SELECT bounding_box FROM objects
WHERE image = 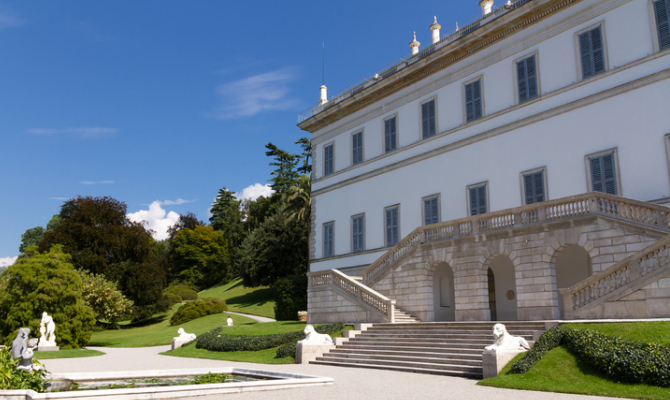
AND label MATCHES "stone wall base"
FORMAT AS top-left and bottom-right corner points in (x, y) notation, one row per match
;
(171, 338), (193, 350)
(517, 306), (559, 321)
(295, 342), (335, 364)
(482, 349), (527, 378)
(37, 346), (59, 352)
